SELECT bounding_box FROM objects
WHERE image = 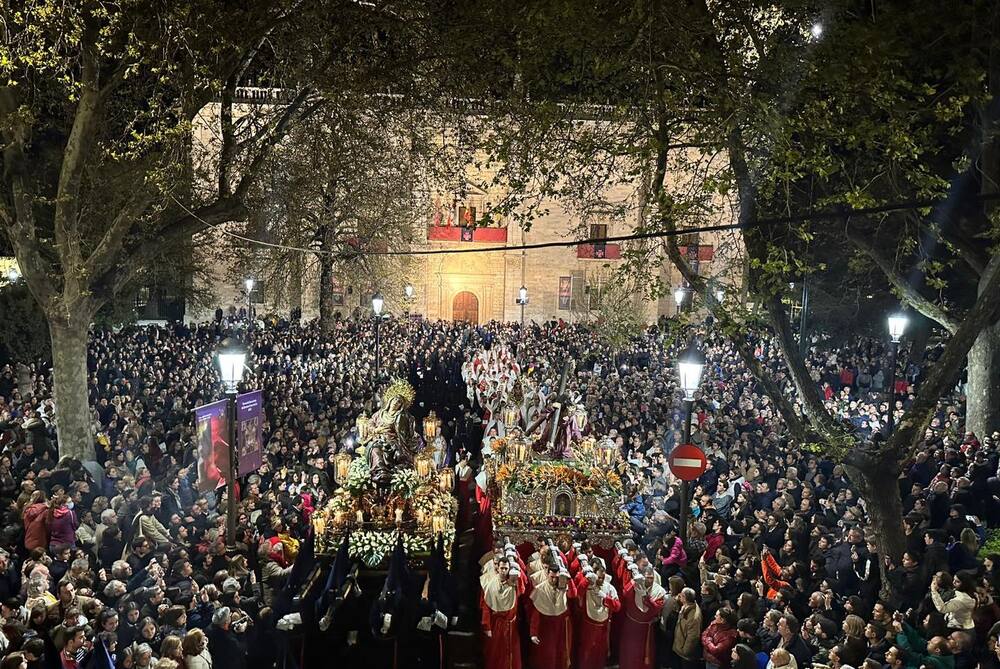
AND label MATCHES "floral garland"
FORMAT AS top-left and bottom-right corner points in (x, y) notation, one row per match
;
(345, 528), (457, 568)
(493, 511), (629, 532)
(349, 529), (398, 567)
(496, 461), (623, 496)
